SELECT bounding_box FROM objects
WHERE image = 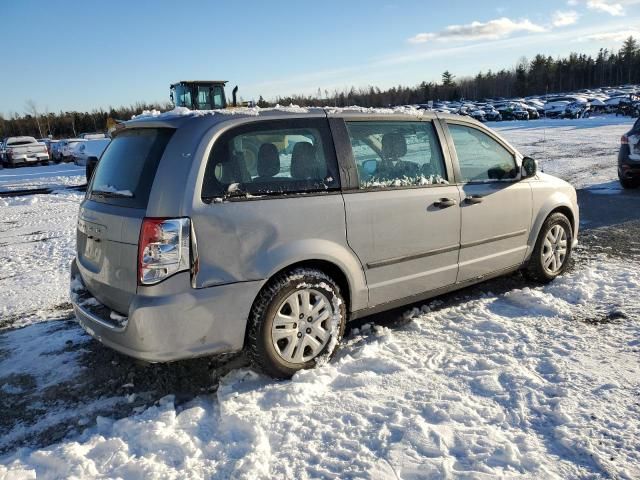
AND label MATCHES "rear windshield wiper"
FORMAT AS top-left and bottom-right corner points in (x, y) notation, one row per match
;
(91, 190), (135, 199)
